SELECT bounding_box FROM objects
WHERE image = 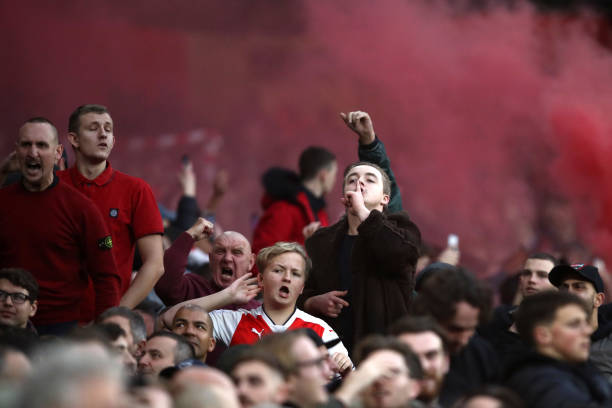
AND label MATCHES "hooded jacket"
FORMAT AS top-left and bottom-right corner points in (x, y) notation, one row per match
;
(252, 168), (329, 257)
